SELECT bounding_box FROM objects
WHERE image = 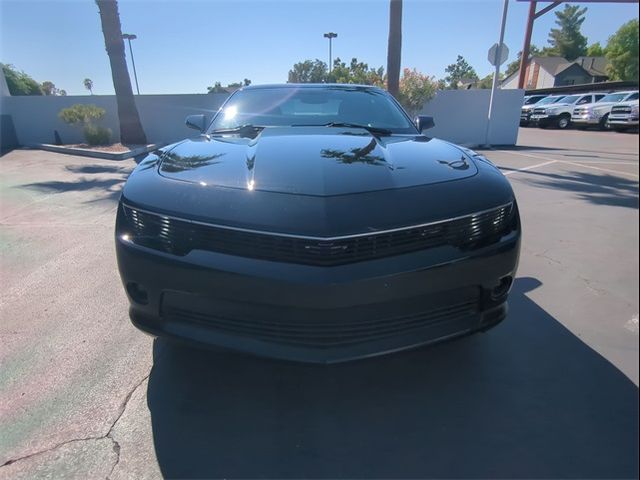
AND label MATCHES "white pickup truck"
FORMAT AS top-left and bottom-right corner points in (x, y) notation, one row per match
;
(530, 92), (605, 129)
(608, 100), (639, 132)
(572, 91), (639, 130)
